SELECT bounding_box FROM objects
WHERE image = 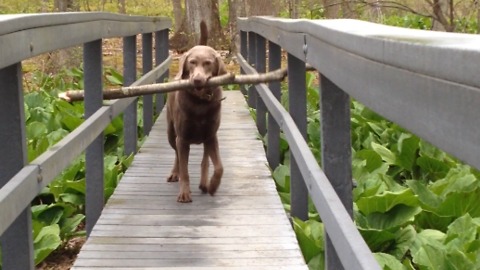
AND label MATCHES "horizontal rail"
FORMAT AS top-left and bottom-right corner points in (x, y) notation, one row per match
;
(237, 53), (380, 270)
(0, 12), (171, 69)
(237, 16), (480, 172)
(0, 55), (171, 236)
